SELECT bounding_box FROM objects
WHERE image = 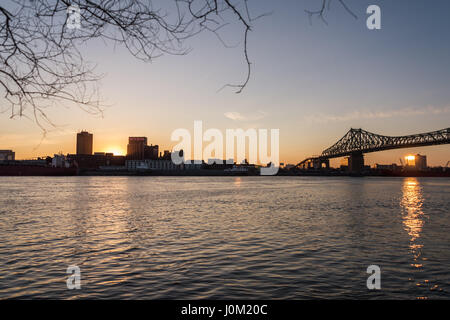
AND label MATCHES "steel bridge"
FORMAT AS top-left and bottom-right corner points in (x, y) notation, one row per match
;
(296, 127), (450, 172)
